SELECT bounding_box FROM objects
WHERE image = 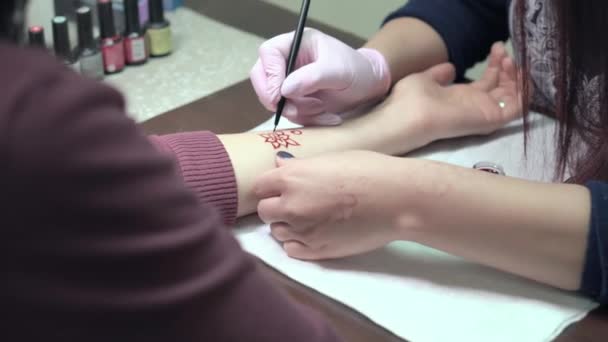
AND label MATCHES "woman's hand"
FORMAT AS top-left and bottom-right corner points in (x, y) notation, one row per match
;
(424, 42), (522, 139)
(253, 149), (590, 294)
(346, 43), (521, 156)
(250, 28), (392, 126)
(253, 151), (426, 260)
(376, 43), (521, 147)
